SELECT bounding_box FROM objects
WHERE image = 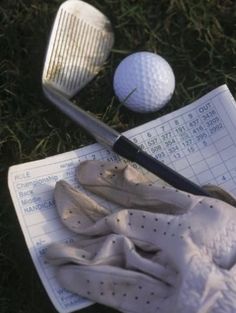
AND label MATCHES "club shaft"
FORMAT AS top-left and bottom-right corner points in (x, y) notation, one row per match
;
(44, 86), (119, 147)
(44, 87), (211, 196)
(113, 136), (210, 196)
